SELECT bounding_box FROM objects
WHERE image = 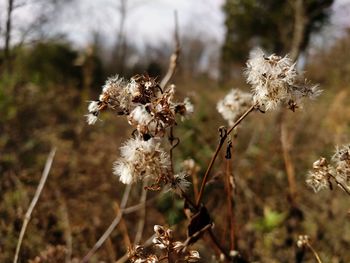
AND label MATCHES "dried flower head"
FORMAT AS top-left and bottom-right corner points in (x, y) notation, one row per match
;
(100, 75), (133, 114)
(87, 74), (194, 142)
(152, 225), (173, 249)
(174, 96), (194, 119)
(245, 48), (321, 111)
(217, 89), (253, 125)
(306, 157), (332, 192)
(128, 86), (177, 137)
(128, 245), (158, 263)
(332, 144), (350, 184)
(185, 250), (200, 262)
(169, 172), (191, 195)
(113, 138), (170, 185)
(297, 235), (310, 248)
(128, 74), (161, 104)
(131, 225), (200, 262)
